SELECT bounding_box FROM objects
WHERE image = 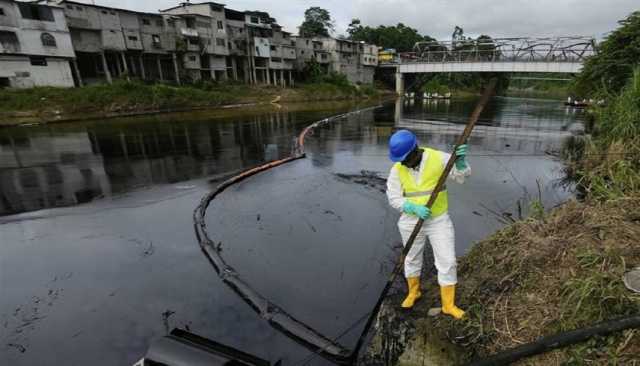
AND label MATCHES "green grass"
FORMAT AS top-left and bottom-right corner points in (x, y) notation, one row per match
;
(0, 79), (382, 119)
(565, 68), (640, 201)
(0, 81), (239, 114)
